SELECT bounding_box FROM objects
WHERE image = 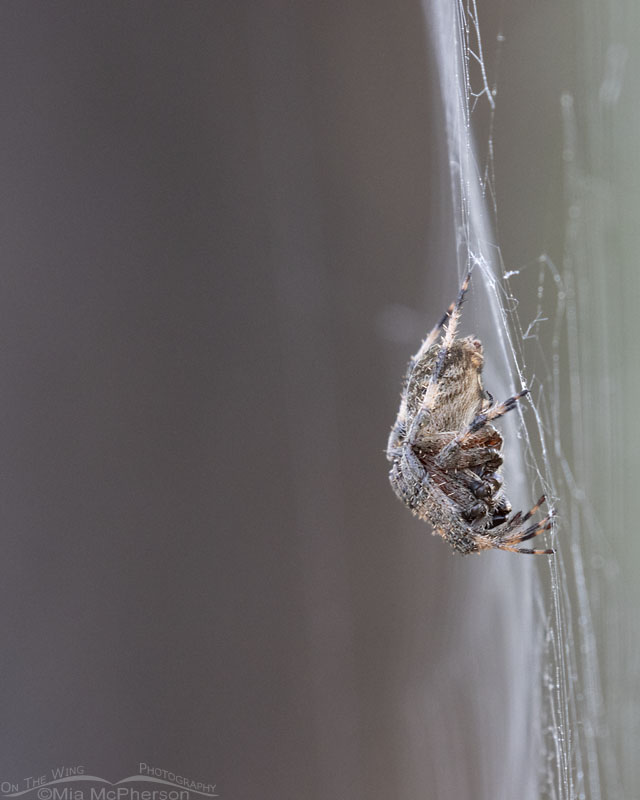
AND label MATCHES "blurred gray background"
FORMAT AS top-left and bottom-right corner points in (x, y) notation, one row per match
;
(2, 2), (628, 799)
